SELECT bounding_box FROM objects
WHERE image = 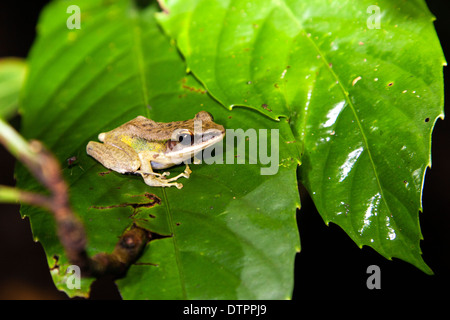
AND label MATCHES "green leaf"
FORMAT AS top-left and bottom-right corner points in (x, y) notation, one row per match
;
(17, 0), (300, 299)
(0, 58), (27, 119)
(157, 0), (445, 273)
